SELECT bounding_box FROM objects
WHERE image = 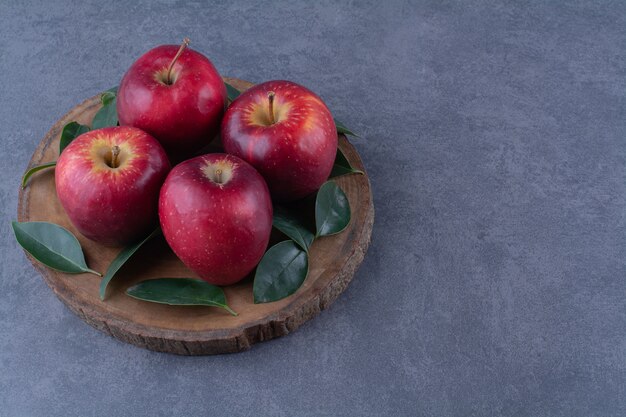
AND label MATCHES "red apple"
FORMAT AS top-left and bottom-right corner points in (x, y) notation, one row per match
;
(159, 153), (272, 285)
(117, 38), (227, 160)
(55, 126), (170, 246)
(221, 80), (337, 202)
